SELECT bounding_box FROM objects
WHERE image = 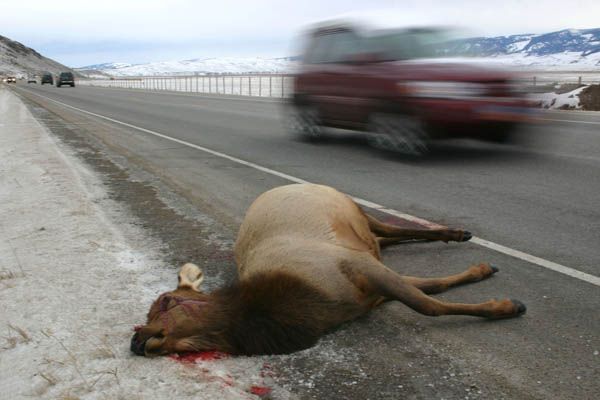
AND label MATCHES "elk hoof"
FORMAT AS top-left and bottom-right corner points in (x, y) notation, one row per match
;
(490, 265), (499, 274)
(461, 231), (472, 242)
(511, 299), (527, 316)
